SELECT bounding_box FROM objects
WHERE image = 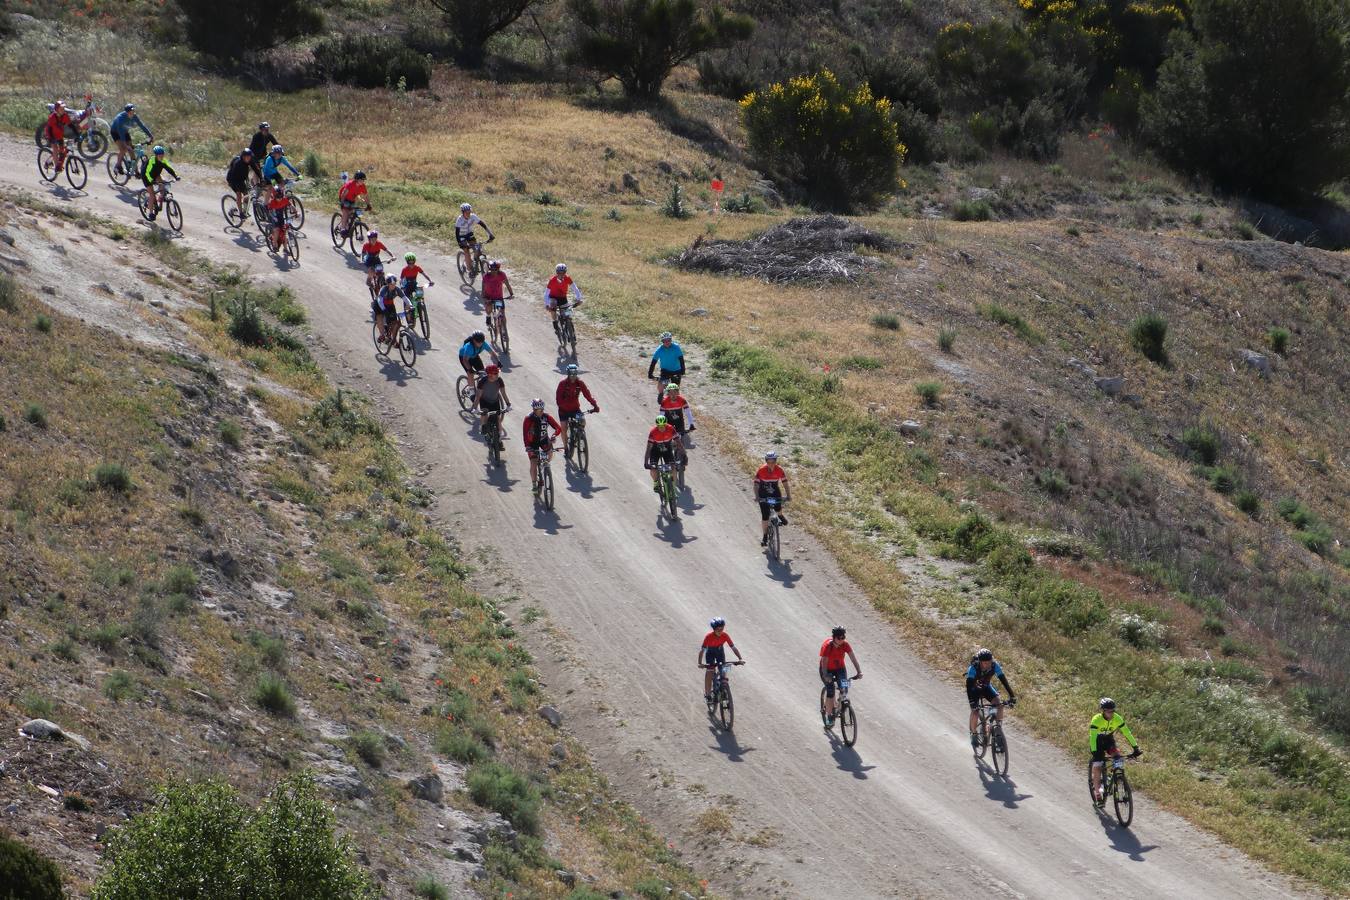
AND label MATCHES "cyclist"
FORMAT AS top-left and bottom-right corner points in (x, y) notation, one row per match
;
(556, 363), (599, 455)
(699, 616), (744, 703)
(399, 252), (435, 299)
(753, 451), (790, 546)
(480, 260), (513, 330)
(372, 274), (404, 344)
(646, 332), (685, 403)
(644, 415), (683, 492)
(820, 626), (862, 727)
(458, 330), (501, 383)
(474, 363), (510, 444)
(263, 181), (291, 245)
(1090, 697), (1141, 804)
(109, 103), (153, 176)
(247, 122), (278, 188)
(658, 382), (695, 435)
(337, 170), (371, 237)
(142, 146), (179, 220)
(522, 399), (562, 490)
(454, 202), (495, 274)
(262, 144), (300, 187)
(360, 230), (393, 294)
(545, 263), (583, 336)
(43, 100), (73, 173)
(225, 148), (253, 219)
(966, 648), (1017, 749)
